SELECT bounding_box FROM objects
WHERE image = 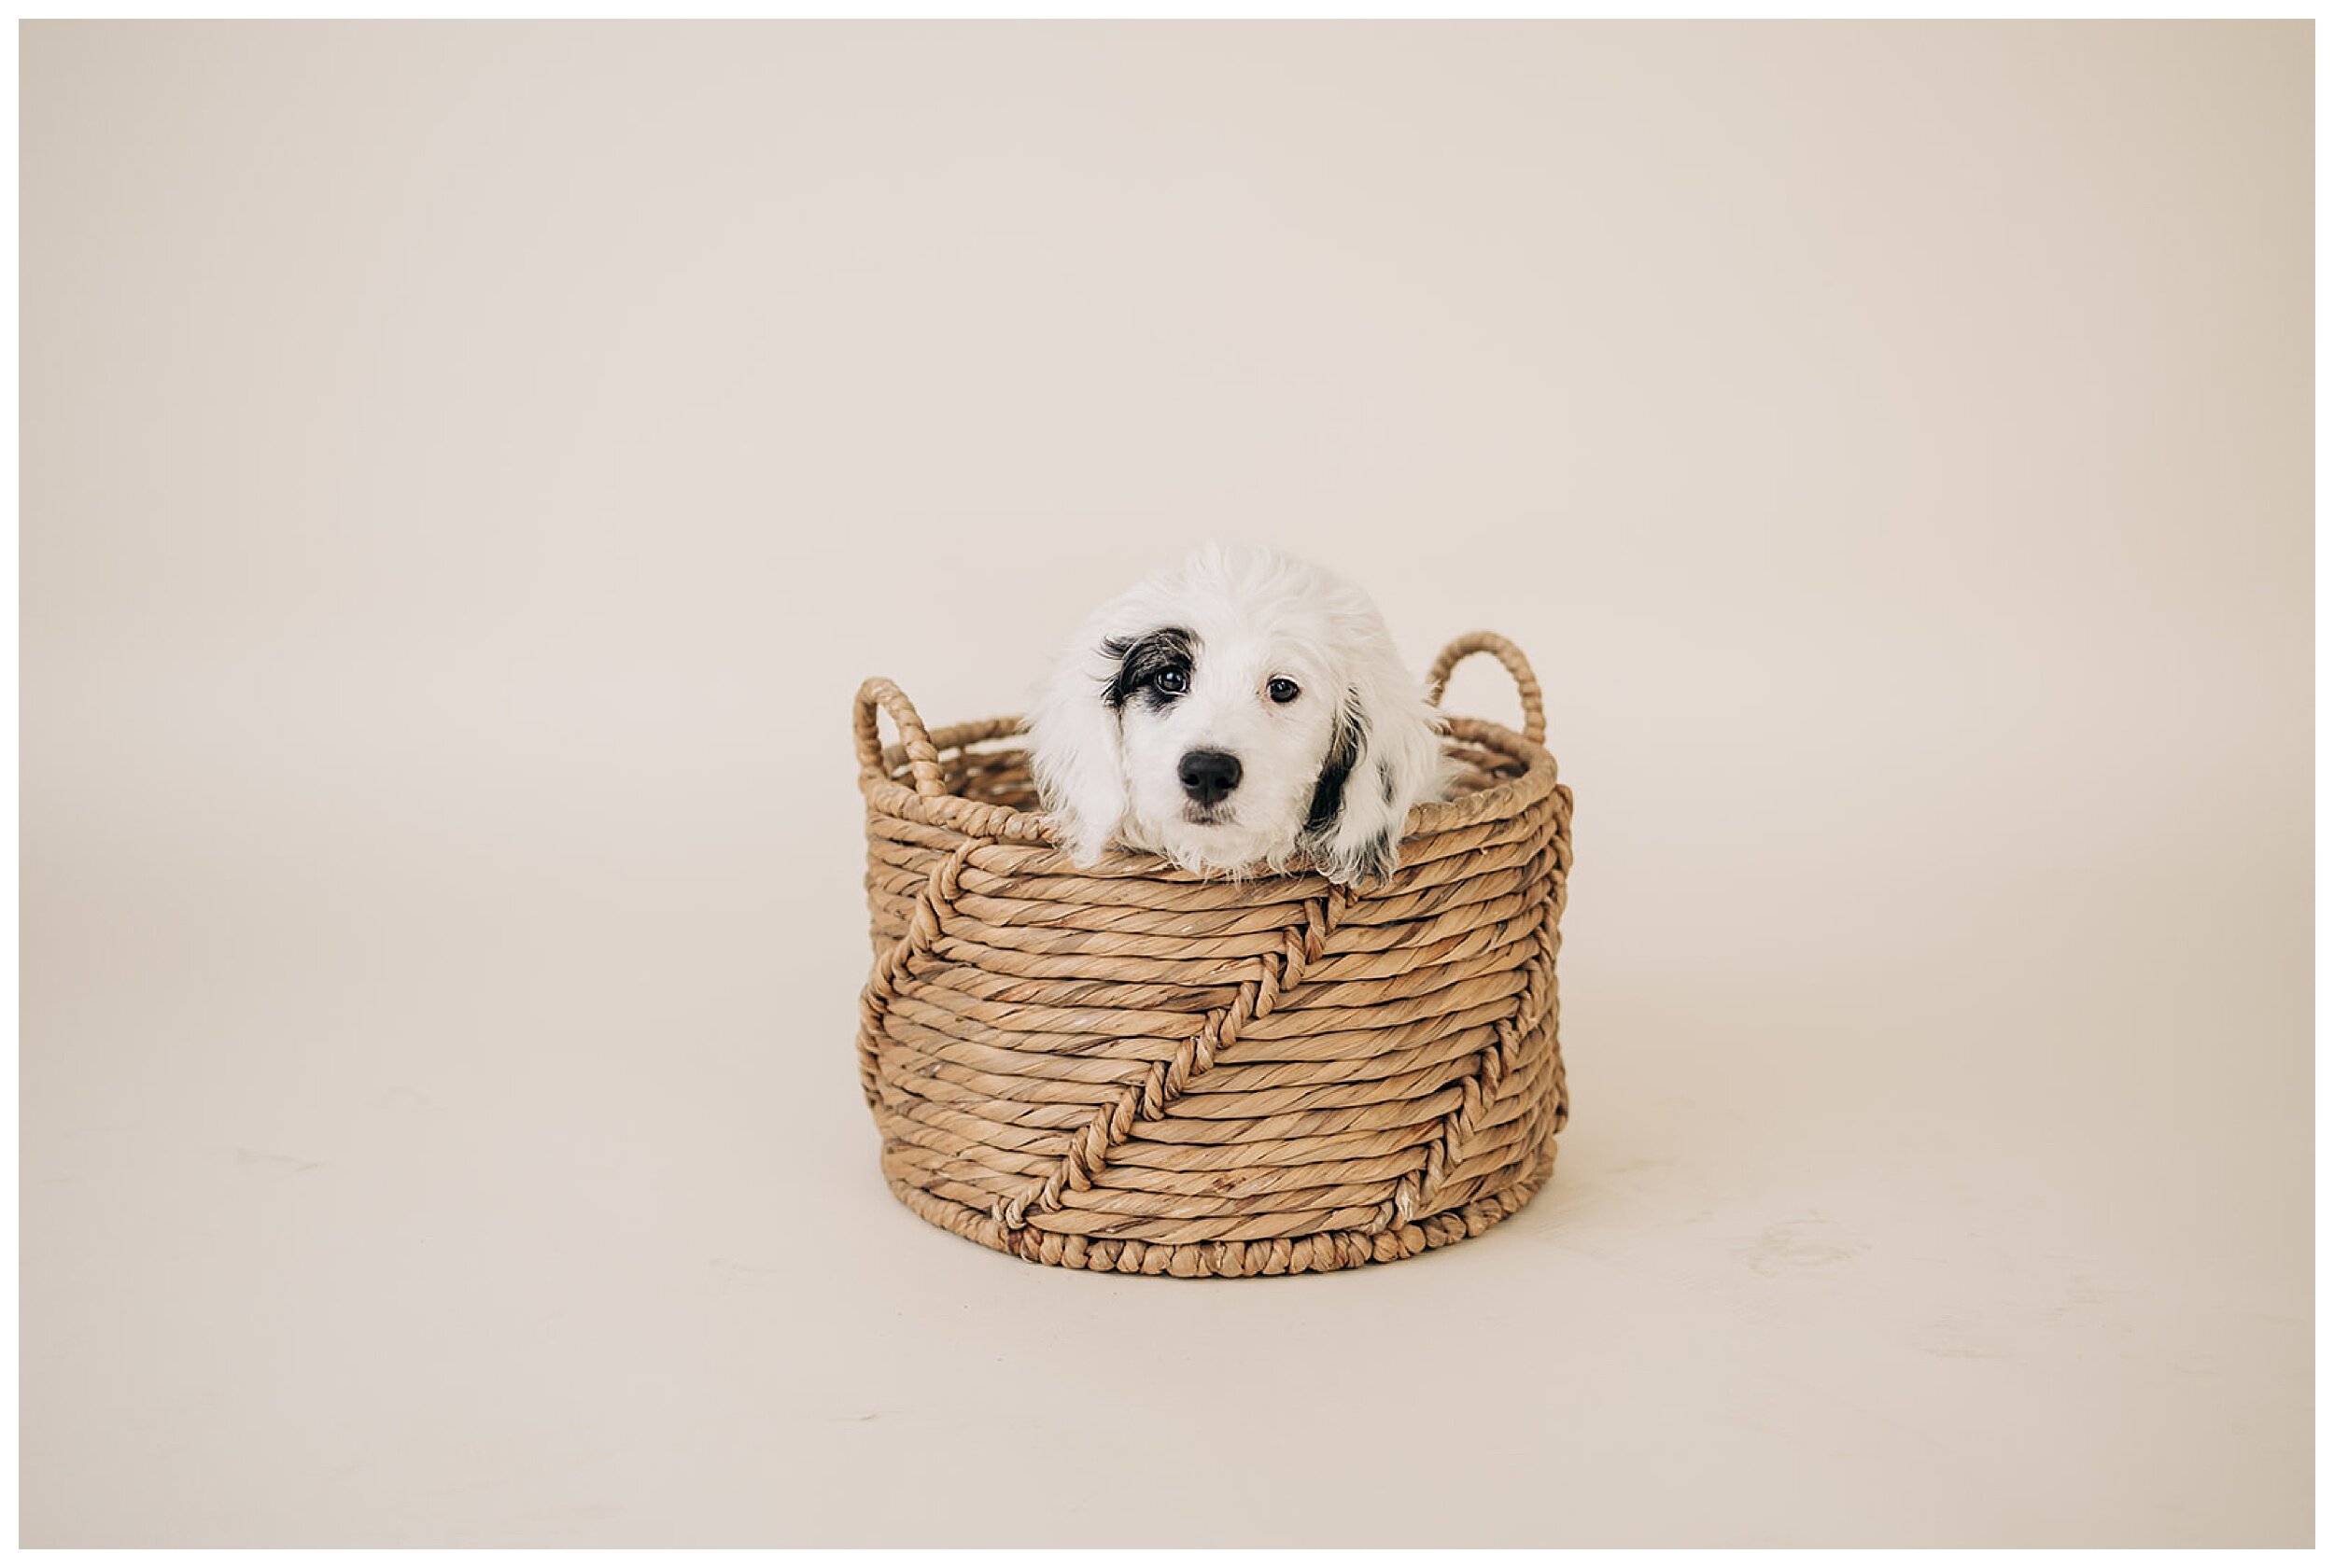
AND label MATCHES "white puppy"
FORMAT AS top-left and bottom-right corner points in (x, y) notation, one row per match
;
(1024, 544), (1455, 884)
